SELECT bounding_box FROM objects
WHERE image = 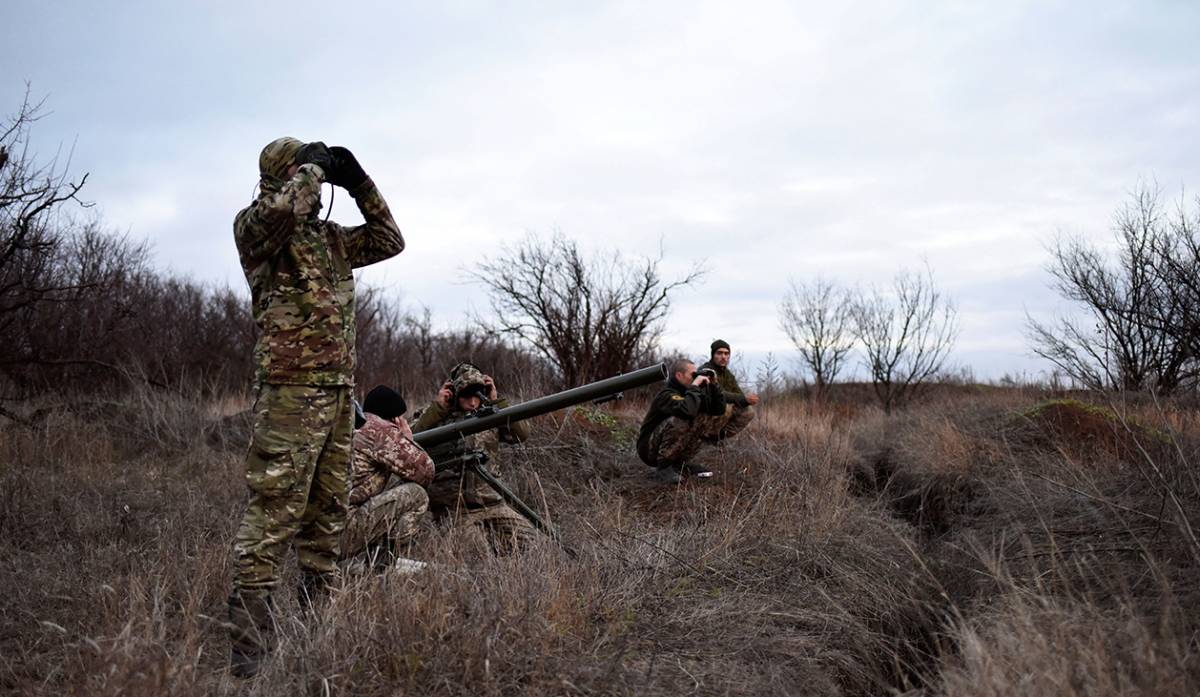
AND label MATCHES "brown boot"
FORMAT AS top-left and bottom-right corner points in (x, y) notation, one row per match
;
(228, 590), (275, 678)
